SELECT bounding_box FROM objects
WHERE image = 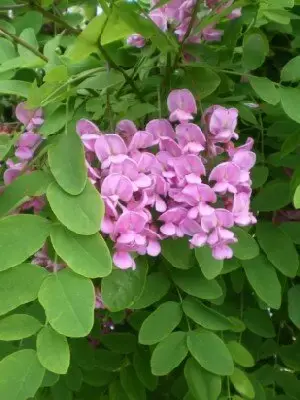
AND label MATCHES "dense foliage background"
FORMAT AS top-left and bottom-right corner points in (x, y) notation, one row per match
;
(1, 0), (300, 399)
